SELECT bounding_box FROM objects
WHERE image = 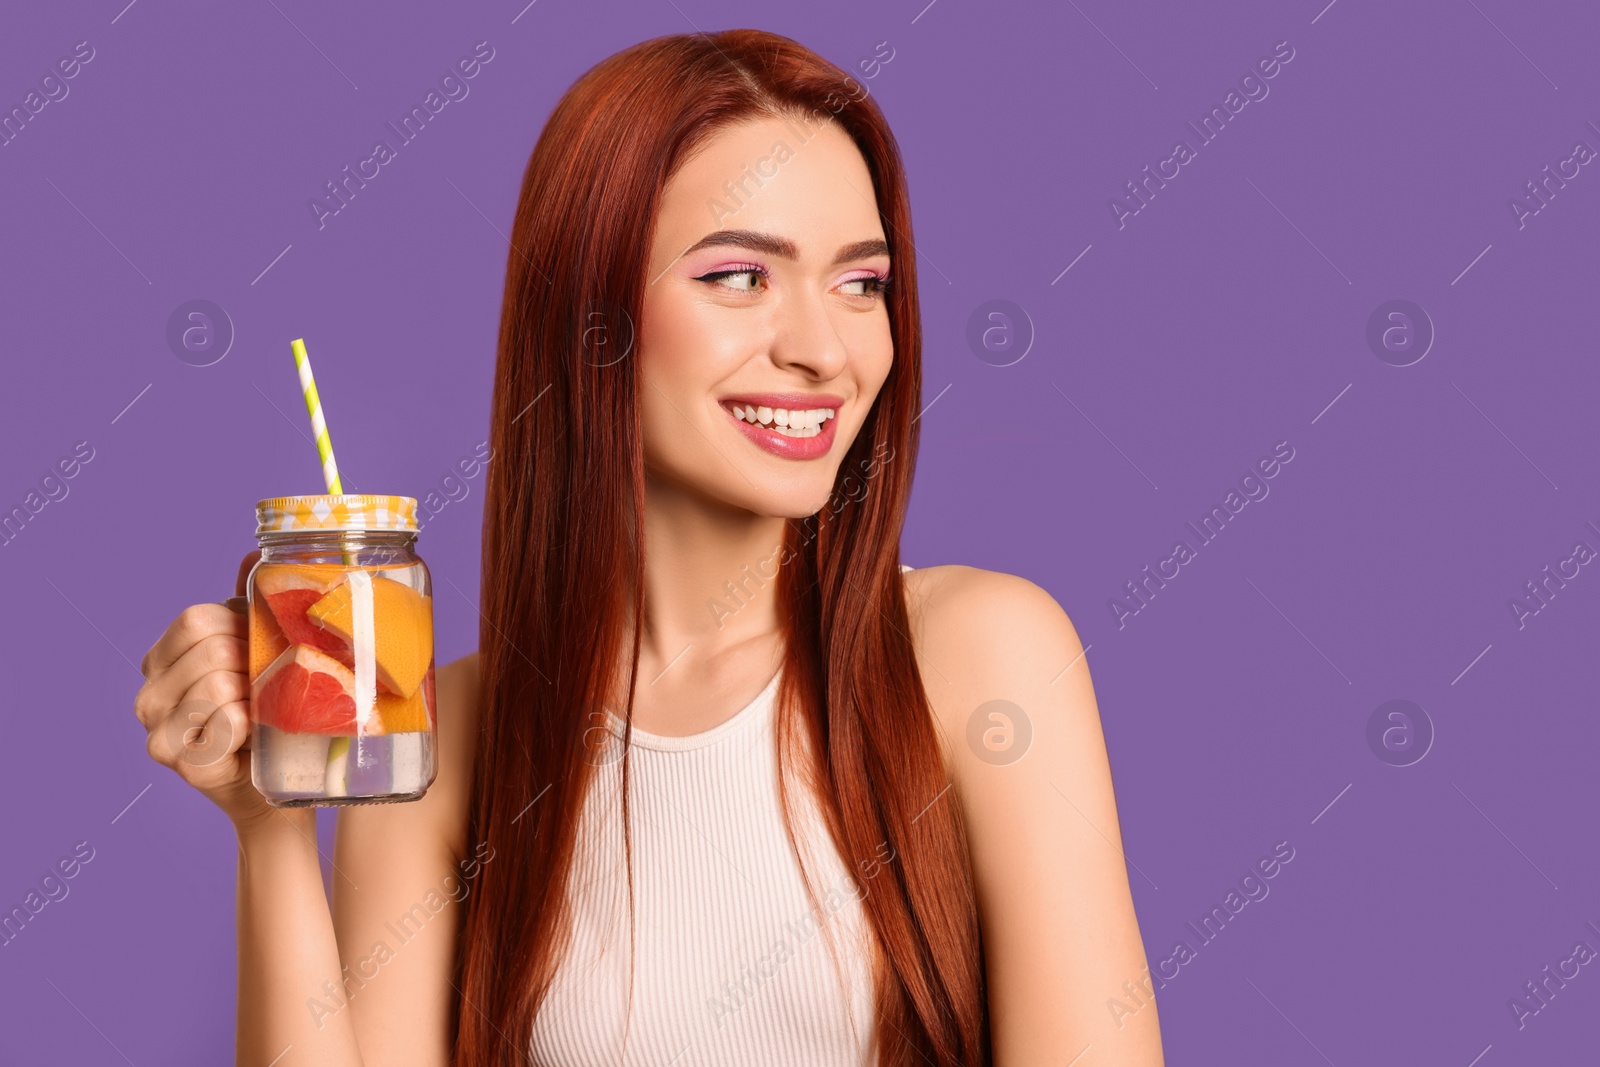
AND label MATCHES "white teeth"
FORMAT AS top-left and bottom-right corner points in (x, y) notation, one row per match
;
(725, 402), (837, 438)
(774, 422), (819, 438)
